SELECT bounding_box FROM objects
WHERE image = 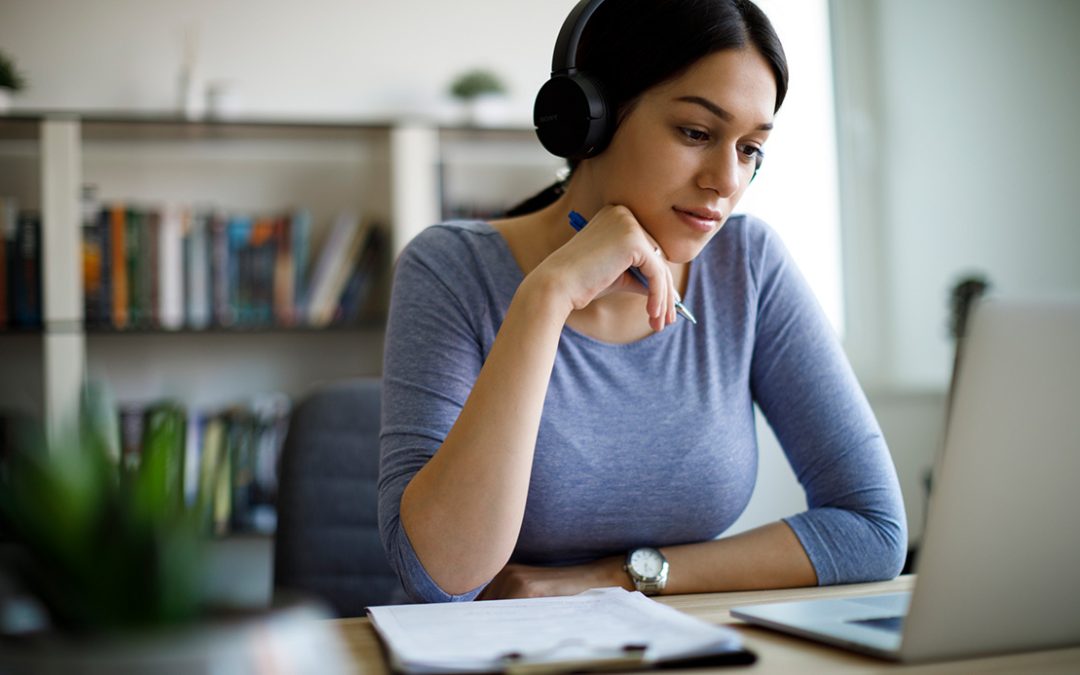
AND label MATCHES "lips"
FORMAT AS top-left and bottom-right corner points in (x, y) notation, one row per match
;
(673, 206), (723, 232)
(675, 206), (723, 222)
